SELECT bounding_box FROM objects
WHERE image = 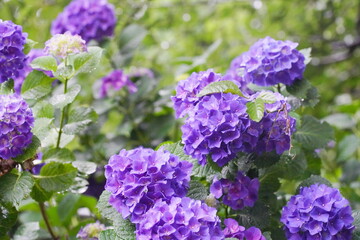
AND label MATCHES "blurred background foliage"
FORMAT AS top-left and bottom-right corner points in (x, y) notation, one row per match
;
(2, 0), (360, 236)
